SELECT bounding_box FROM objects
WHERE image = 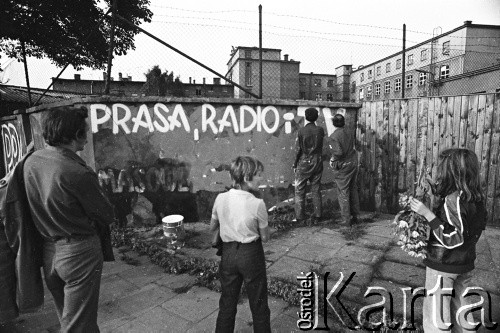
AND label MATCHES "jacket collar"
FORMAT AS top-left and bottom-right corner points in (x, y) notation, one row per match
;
(46, 146), (87, 167)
